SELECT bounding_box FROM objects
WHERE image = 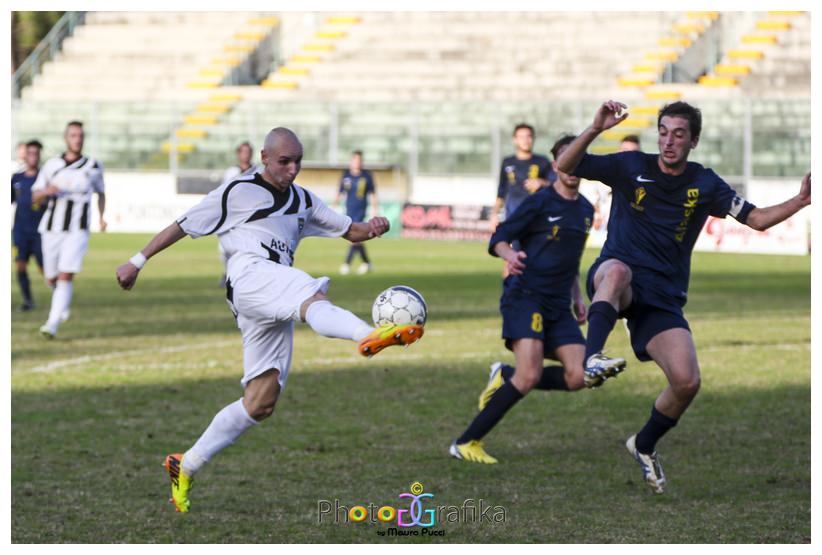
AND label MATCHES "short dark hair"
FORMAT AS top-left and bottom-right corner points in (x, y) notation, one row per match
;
(621, 134), (640, 146)
(658, 102), (702, 139)
(236, 141), (252, 152)
(66, 120), (83, 129)
(513, 123), (534, 136)
(26, 140), (43, 150)
(550, 134), (576, 159)
(351, 150), (363, 158)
